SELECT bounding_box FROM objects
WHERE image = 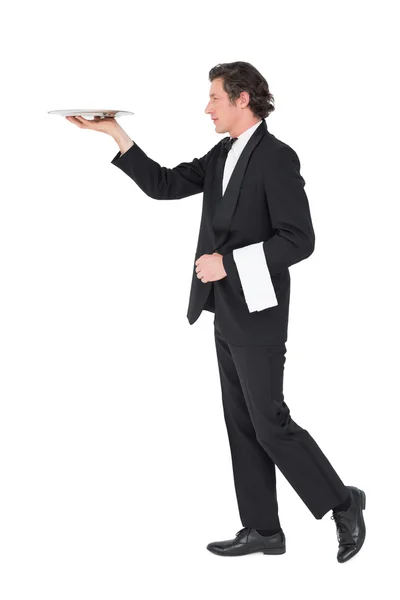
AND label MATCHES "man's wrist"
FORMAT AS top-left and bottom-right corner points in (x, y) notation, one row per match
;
(113, 128), (134, 155)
